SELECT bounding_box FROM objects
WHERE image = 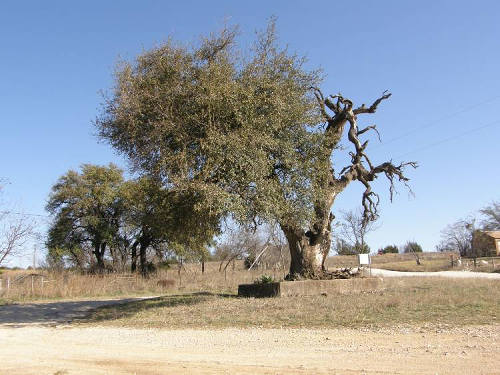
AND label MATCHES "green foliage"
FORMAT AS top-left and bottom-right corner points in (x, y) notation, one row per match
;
(381, 245), (399, 254)
(403, 241), (423, 253)
(254, 274), (276, 284)
(334, 239), (370, 255)
(95, 20), (323, 228)
(46, 164), (218, 272)
(46, 164), (124, 268)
